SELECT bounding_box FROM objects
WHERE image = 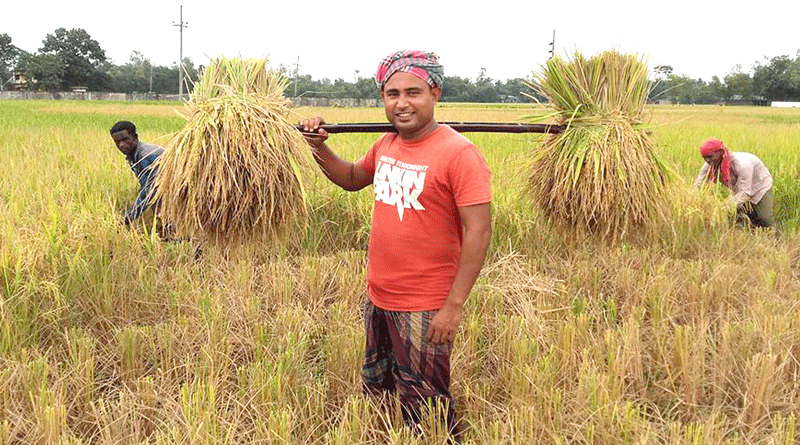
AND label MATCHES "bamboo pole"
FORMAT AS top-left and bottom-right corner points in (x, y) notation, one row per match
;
(295, 122), (564, 134)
